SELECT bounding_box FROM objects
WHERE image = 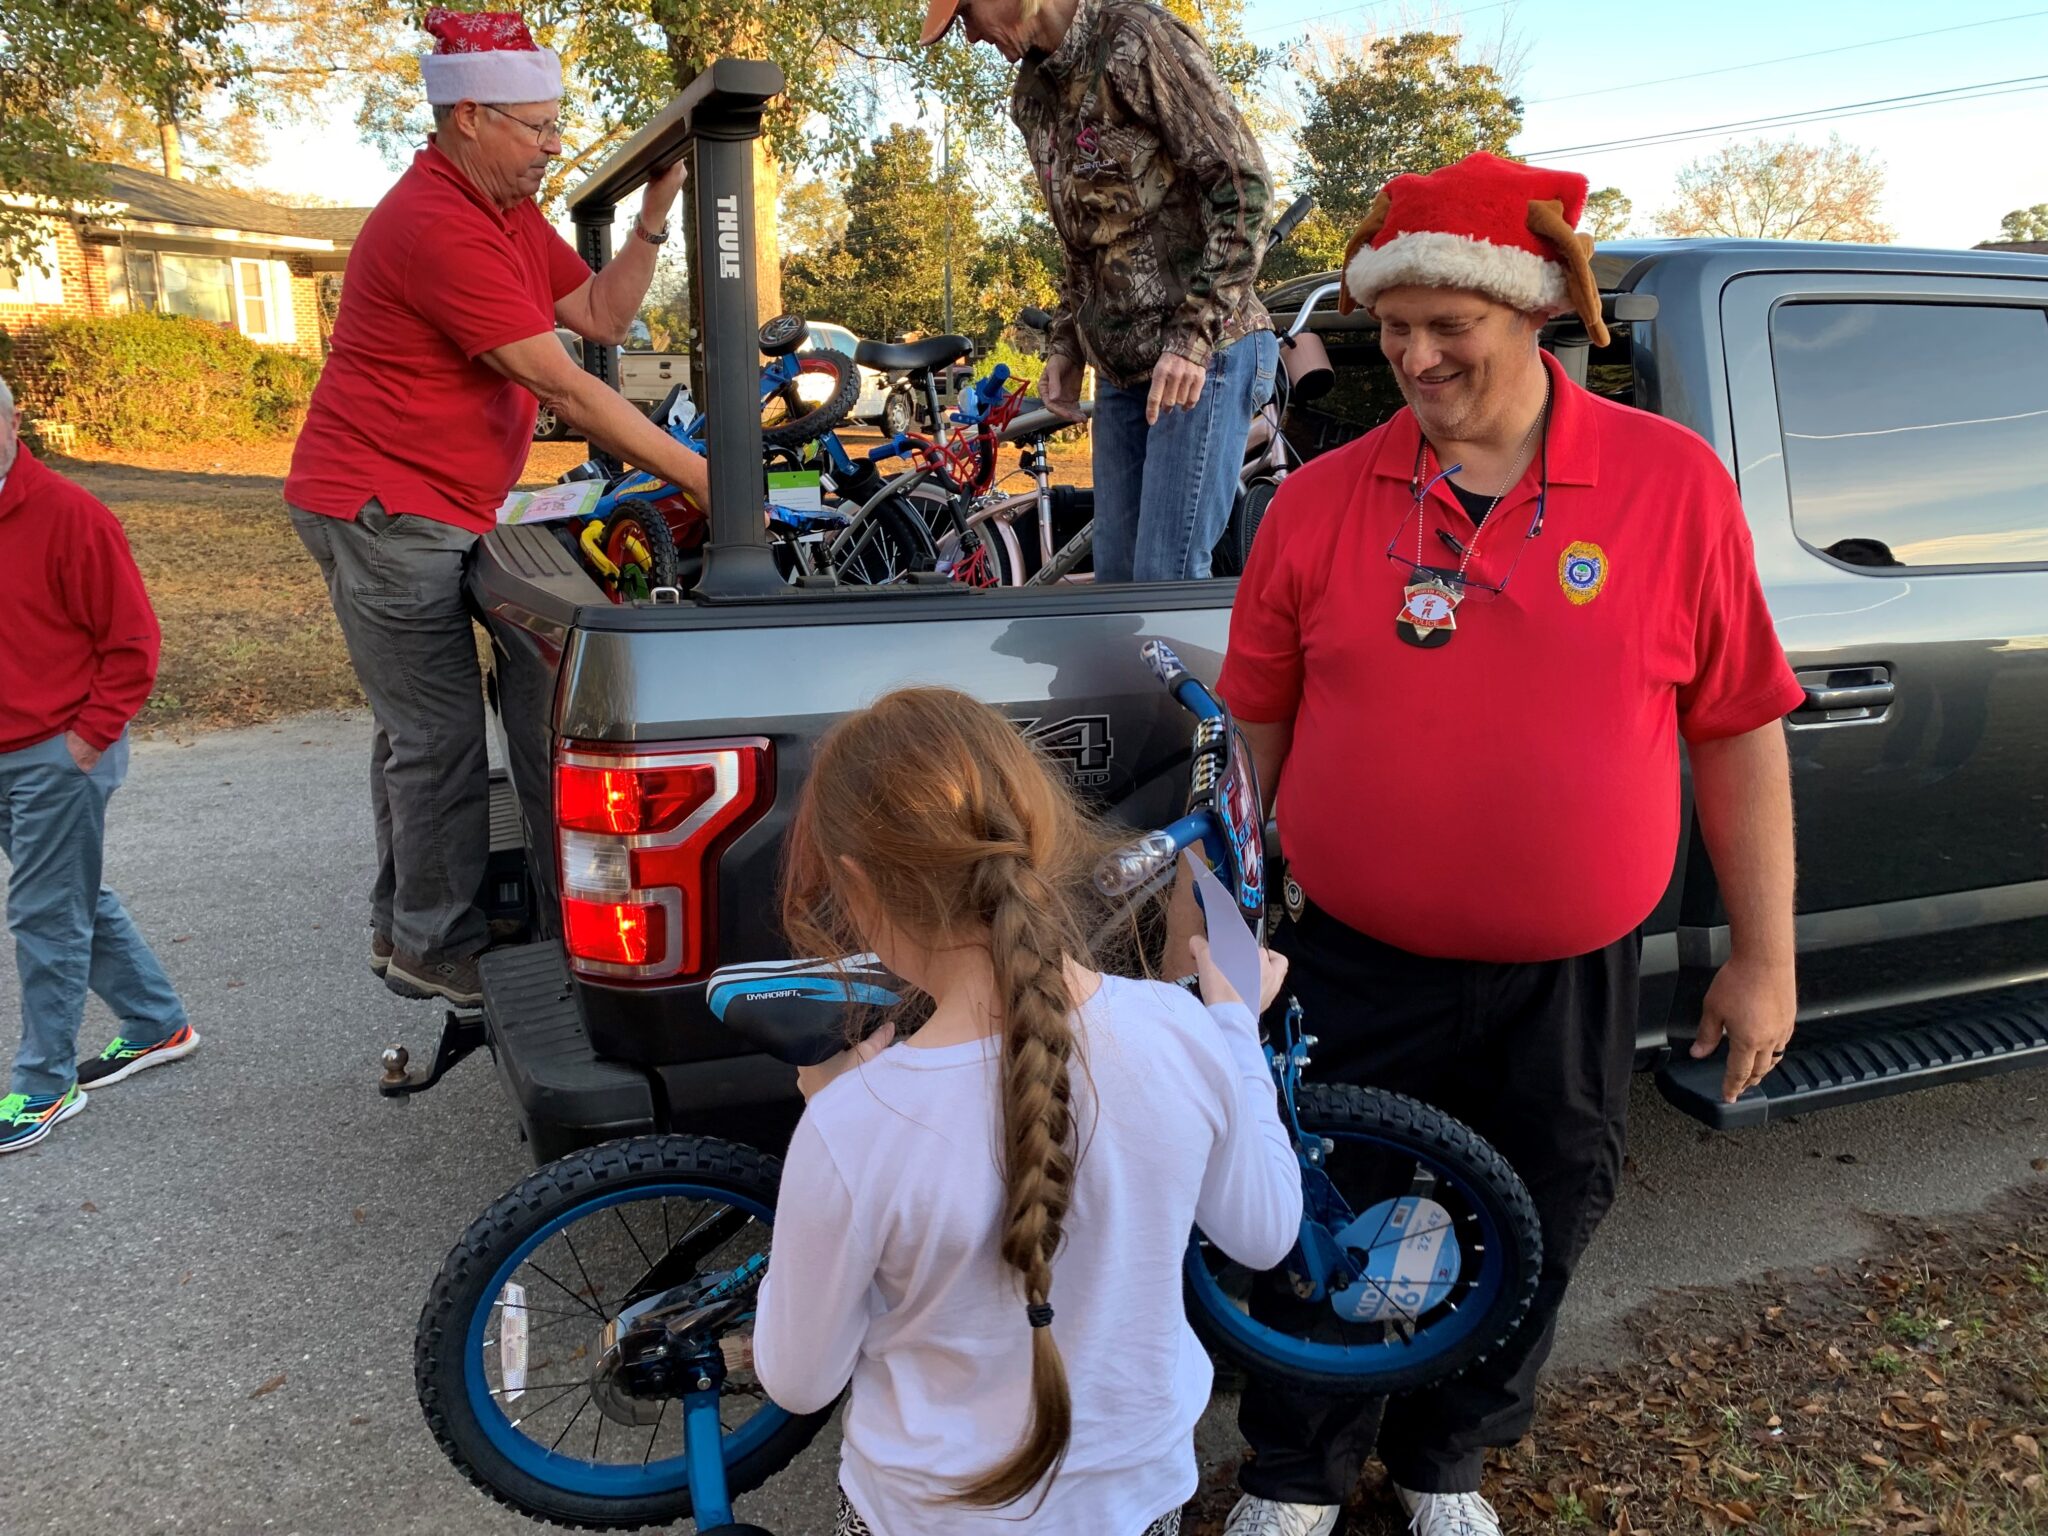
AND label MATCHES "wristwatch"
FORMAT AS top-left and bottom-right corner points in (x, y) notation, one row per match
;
(632, 214), (670, 246)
